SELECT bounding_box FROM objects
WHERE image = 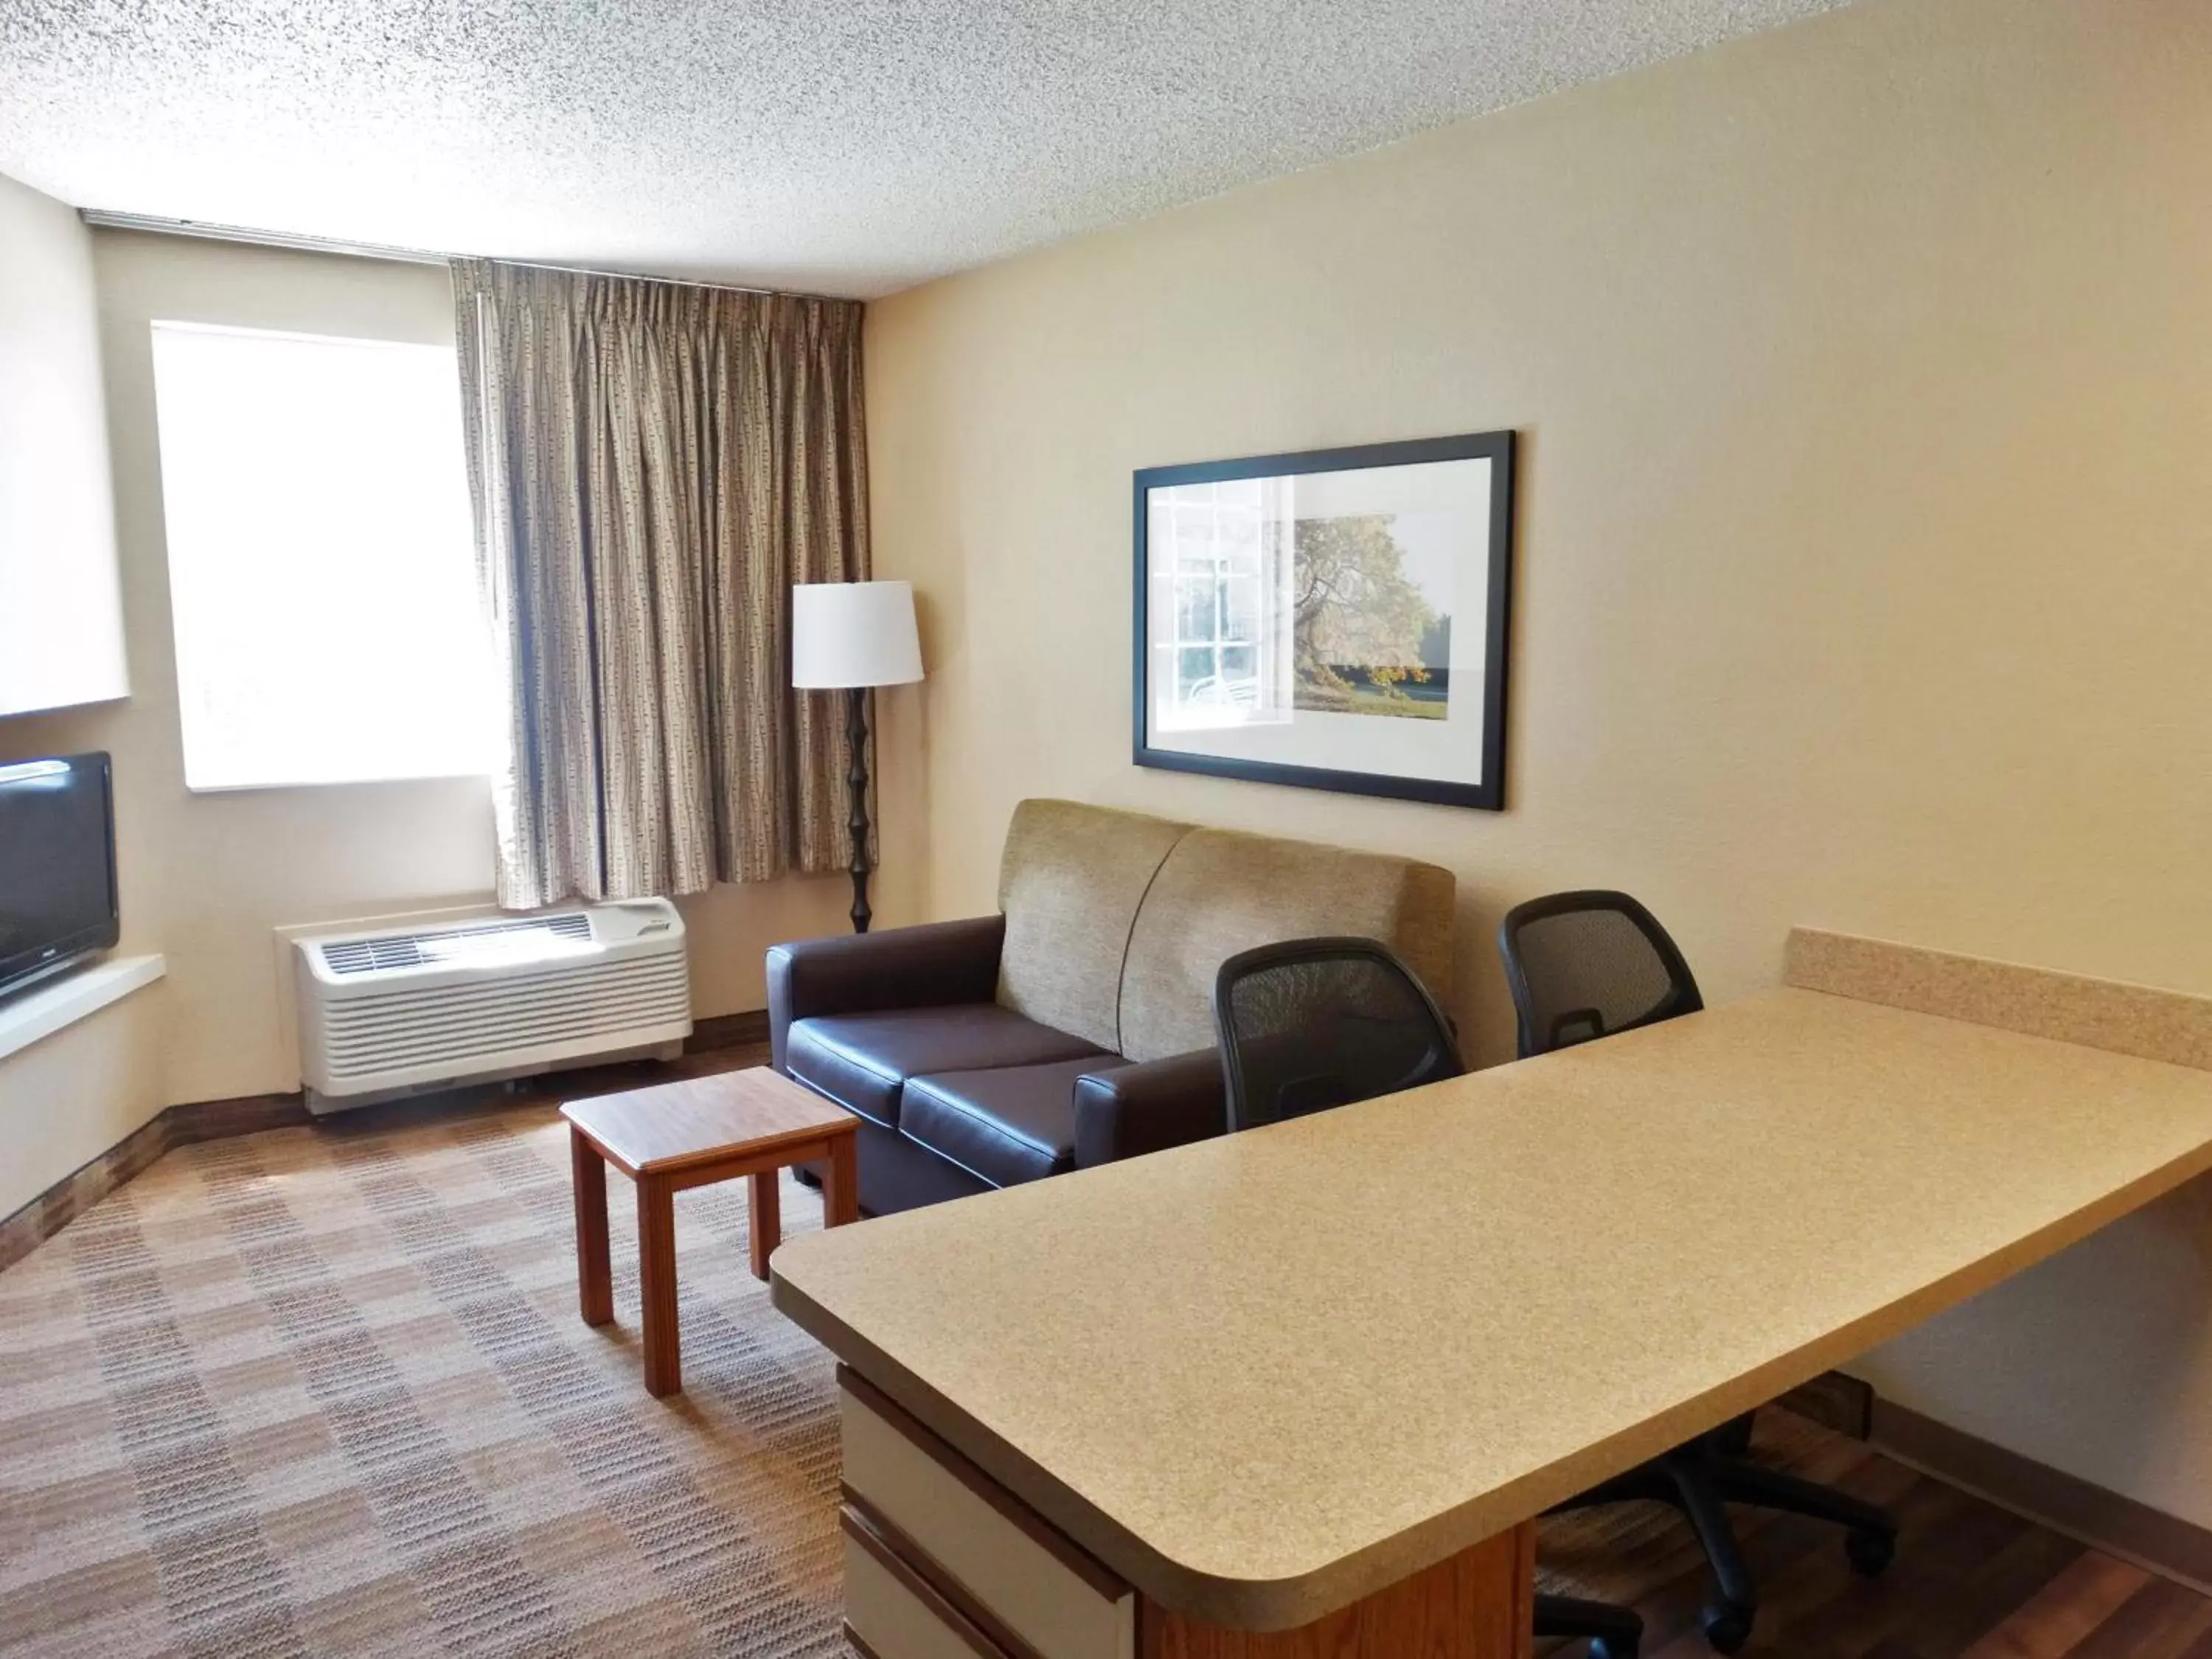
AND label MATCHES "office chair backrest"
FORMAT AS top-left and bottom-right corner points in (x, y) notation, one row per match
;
(1498, 889), (1704, 1059)
(1213, 936), (1464, 1132)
